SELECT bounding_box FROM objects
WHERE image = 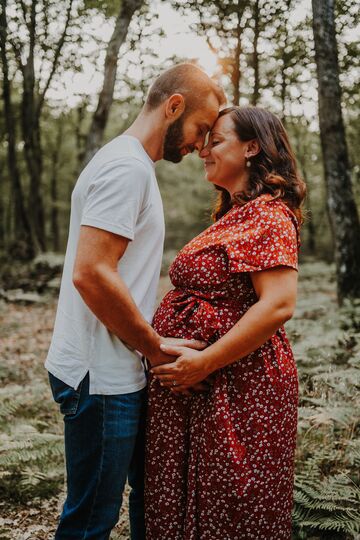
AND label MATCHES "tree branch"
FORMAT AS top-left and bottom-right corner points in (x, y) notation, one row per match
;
(9, 36), (25, 74)
(36, 0), (74, 115)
